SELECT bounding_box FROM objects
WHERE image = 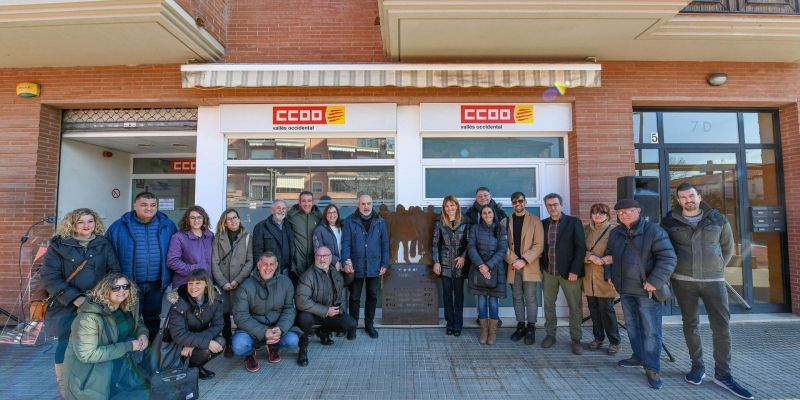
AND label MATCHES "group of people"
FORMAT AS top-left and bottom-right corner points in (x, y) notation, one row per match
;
(40, 182), (752, 399)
